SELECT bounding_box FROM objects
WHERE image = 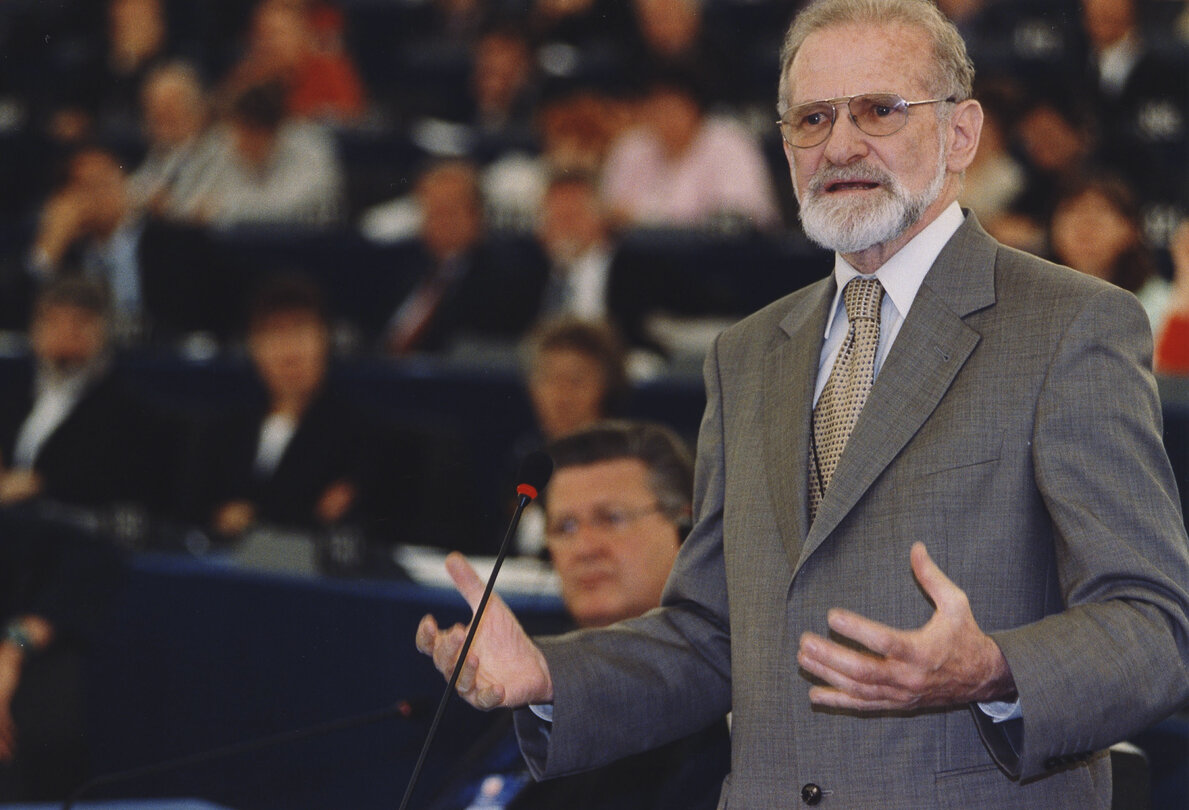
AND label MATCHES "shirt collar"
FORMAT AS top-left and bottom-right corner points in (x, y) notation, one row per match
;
(823, 202), (965, 336)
